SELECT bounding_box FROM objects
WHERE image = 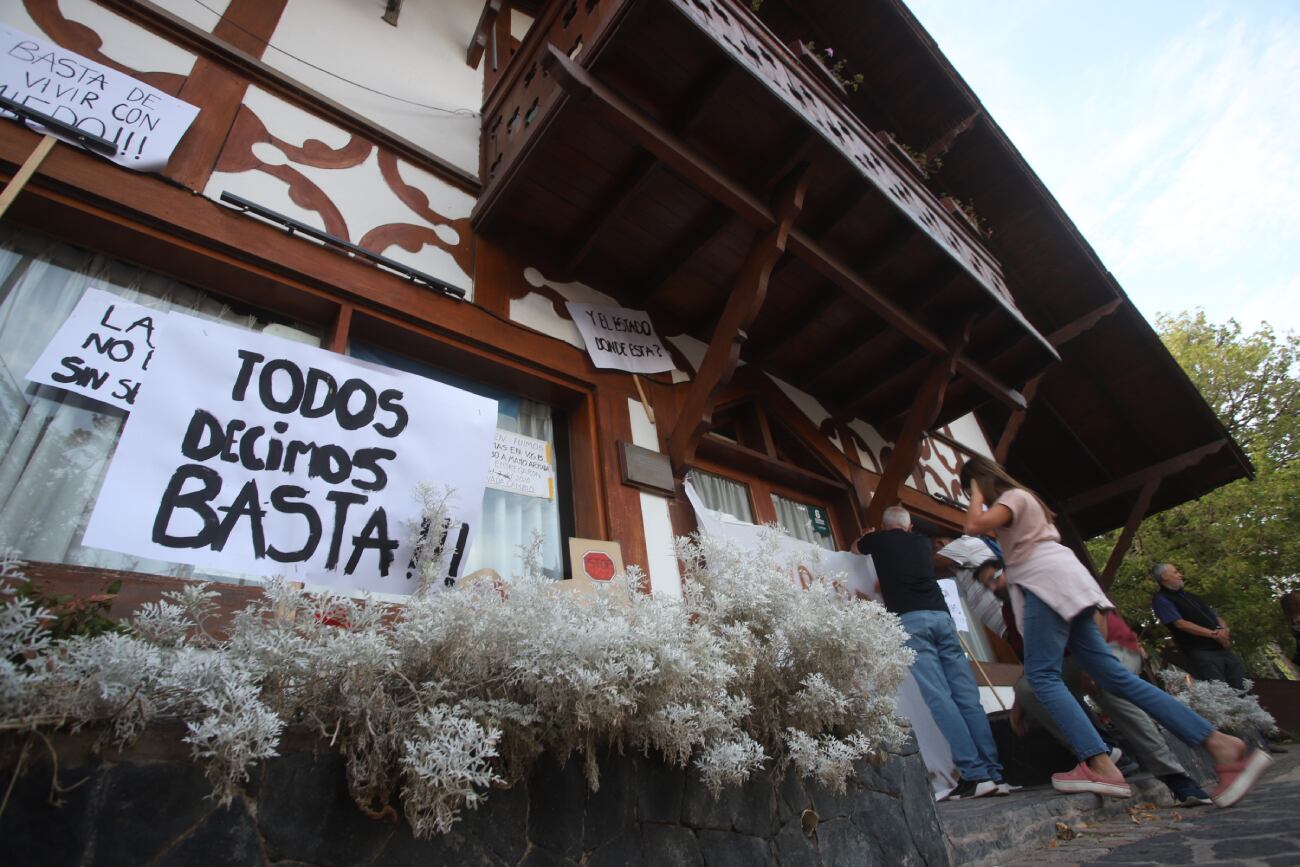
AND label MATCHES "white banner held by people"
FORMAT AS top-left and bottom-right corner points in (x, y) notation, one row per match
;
(565, 302), (674, 374)
(84, 313), (498, 594)
(25, 287), (160, 410)
(486, 429), (554, 499)
(0, 24), (199, 172)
